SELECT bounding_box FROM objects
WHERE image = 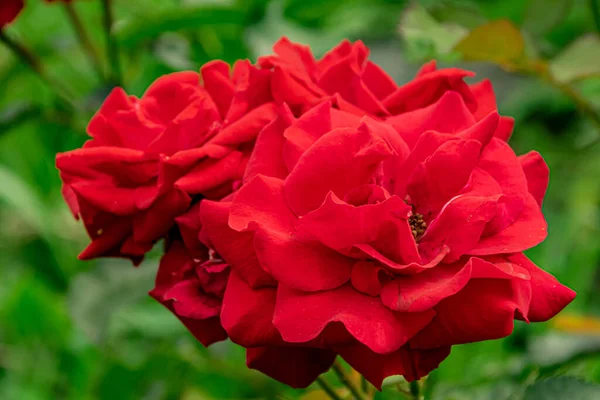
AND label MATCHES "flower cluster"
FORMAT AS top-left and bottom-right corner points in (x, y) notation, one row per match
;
(57, 37), (575, 389)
